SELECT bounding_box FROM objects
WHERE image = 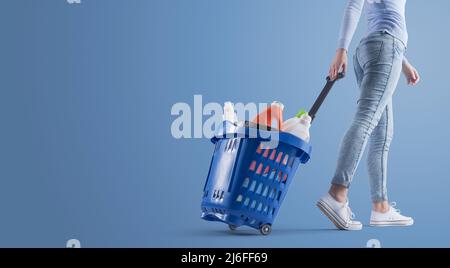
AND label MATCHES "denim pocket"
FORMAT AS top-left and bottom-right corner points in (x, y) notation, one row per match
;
(357, 40), (384, 68)
(394, 43), (405, 60)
